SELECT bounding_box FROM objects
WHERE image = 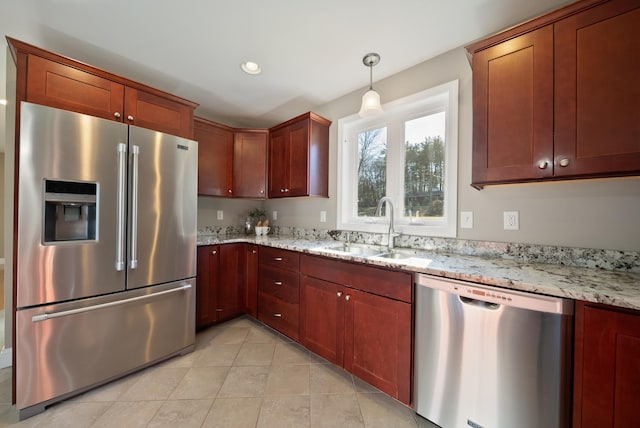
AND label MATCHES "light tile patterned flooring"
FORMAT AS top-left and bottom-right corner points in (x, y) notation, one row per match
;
(0, 316), (437, 427)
